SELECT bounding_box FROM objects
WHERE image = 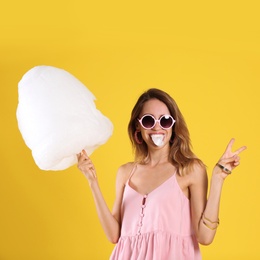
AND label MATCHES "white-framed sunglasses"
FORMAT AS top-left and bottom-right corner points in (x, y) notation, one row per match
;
(138, 114), (175, 130)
